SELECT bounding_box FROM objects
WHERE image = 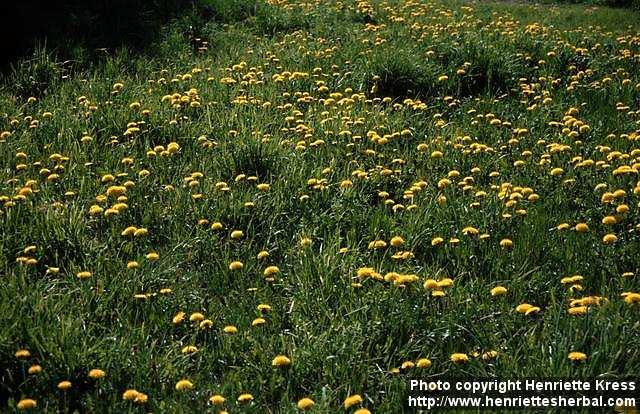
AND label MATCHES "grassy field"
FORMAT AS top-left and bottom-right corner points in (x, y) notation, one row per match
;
(1, 0), (640, 412)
